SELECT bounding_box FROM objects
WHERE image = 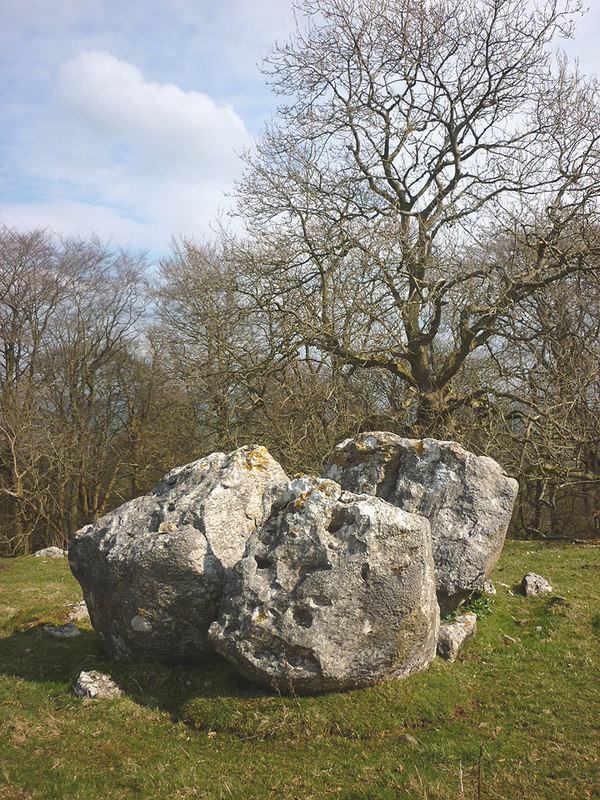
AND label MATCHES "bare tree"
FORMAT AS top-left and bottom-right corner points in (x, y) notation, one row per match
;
(0, 226), (149, 553)
(235, 0), (600, 433)
(0, 226), (66, 552)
